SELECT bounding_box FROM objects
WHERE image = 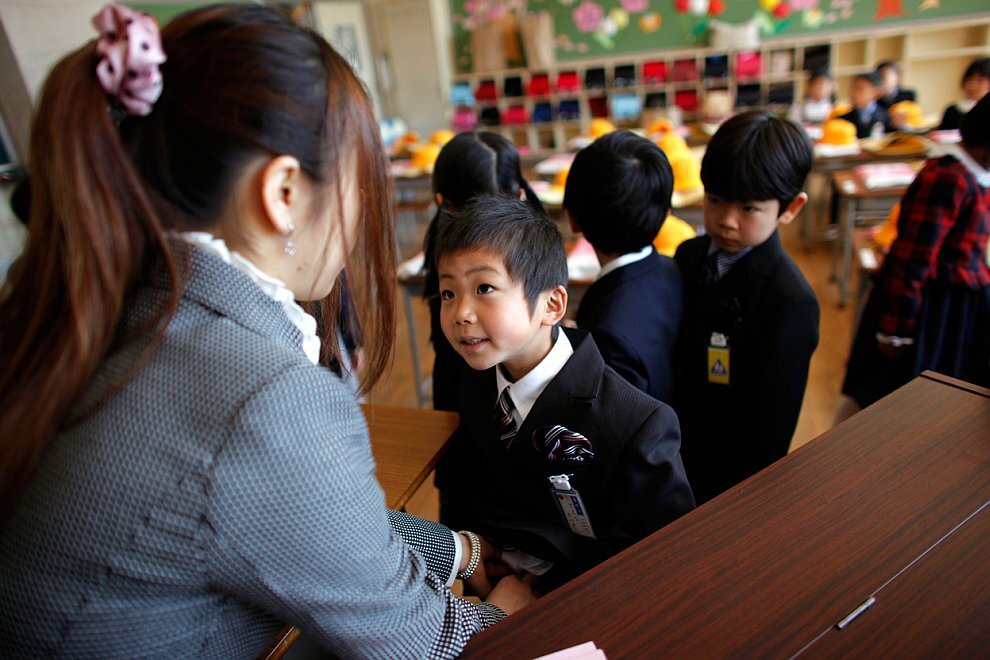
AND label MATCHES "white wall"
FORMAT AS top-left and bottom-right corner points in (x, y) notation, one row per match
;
(313, 0), (381, 116)
(0, 0), (106, 158)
